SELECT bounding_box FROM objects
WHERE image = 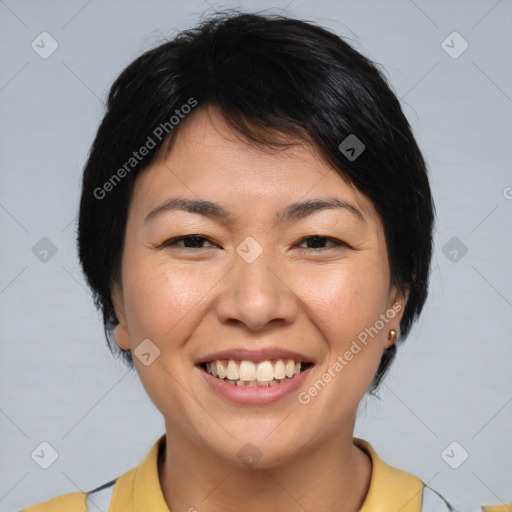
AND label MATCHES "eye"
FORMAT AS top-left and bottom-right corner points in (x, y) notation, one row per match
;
(295, 235), (347, 250)
(163, 235), (217, 249)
